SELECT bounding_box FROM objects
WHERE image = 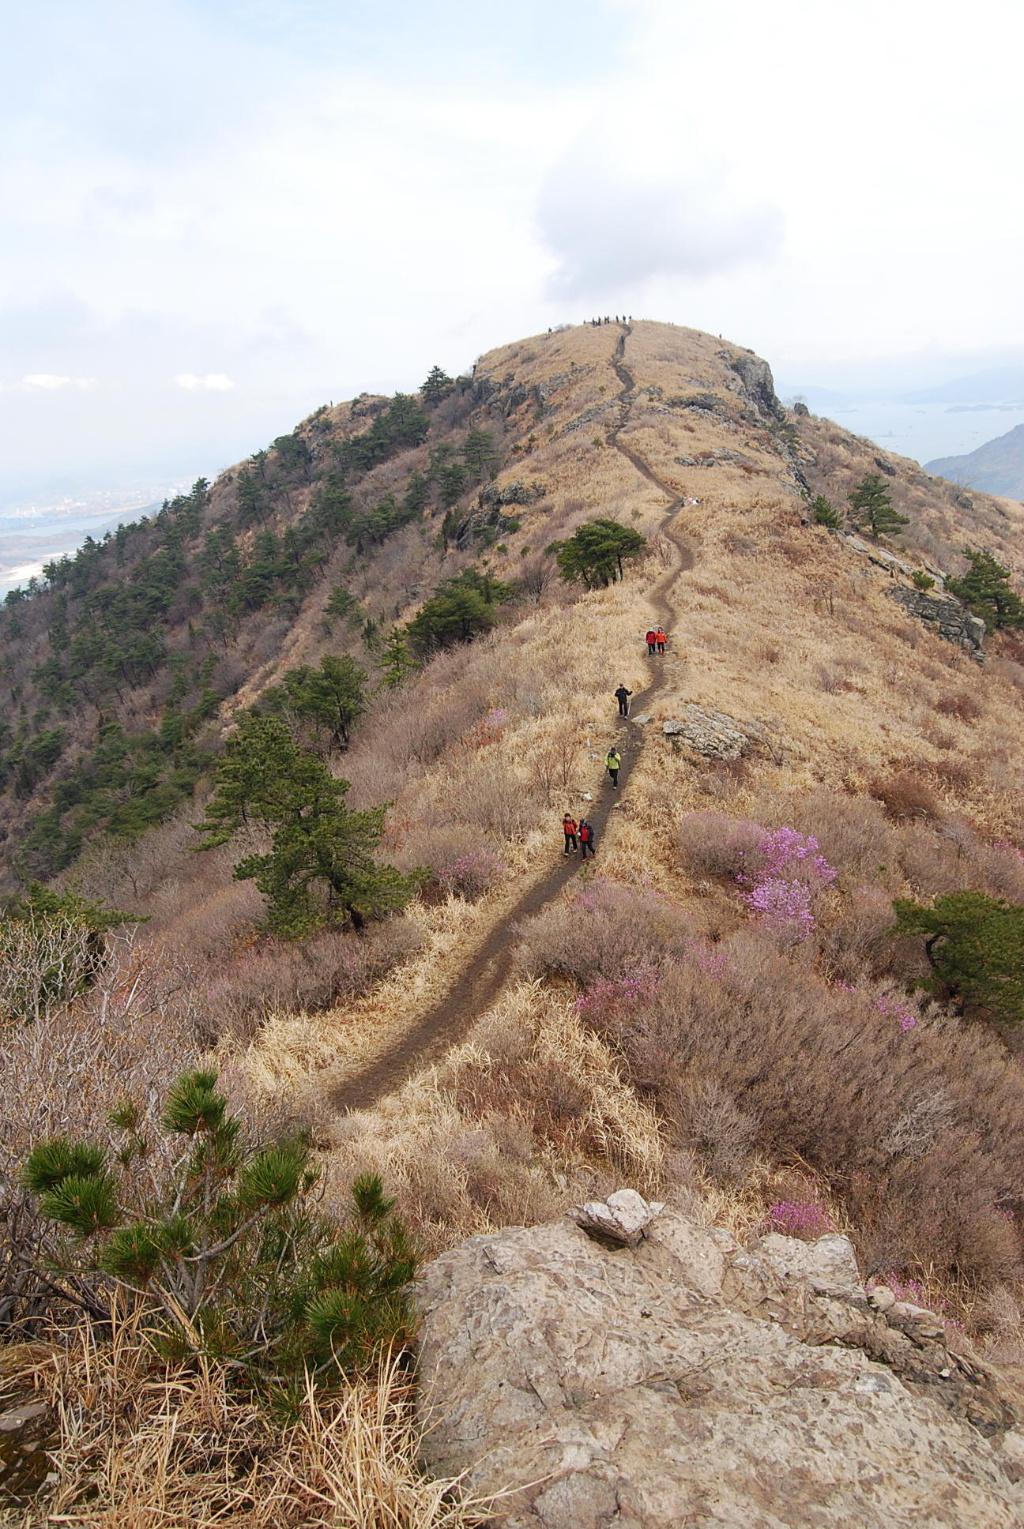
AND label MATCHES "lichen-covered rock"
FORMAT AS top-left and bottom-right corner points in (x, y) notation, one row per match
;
(727, 352), (785, 421)
(414, 1207), (1022, 1529)
(662, 705), (765, 759)
(479, 479), (546, 508)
